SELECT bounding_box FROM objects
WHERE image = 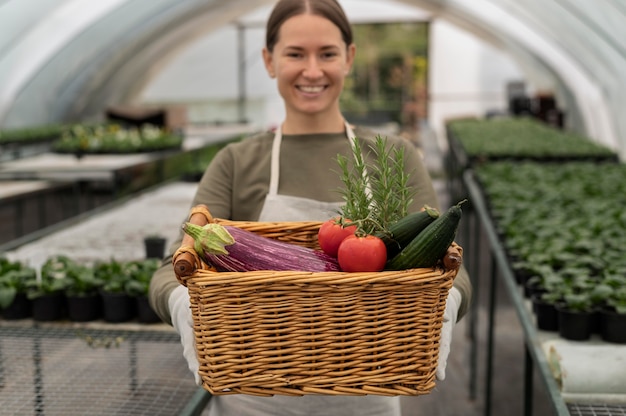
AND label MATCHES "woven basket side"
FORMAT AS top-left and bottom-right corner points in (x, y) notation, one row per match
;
(185, 218), (460, 396)
(188, 268), (455, 397)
